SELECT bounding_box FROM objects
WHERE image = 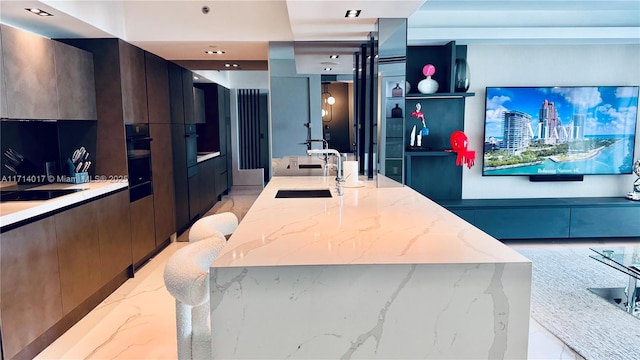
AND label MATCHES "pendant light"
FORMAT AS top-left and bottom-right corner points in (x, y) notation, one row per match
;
(322, 82), (335, 122)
